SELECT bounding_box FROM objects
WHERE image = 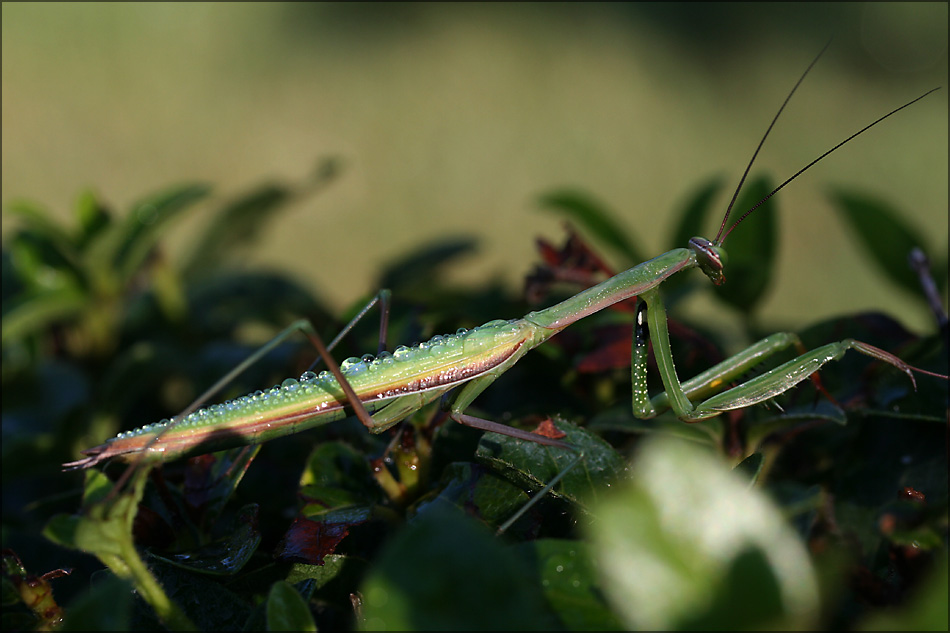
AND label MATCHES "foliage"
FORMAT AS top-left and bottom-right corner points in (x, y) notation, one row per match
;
(2, 168), (947, 631)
